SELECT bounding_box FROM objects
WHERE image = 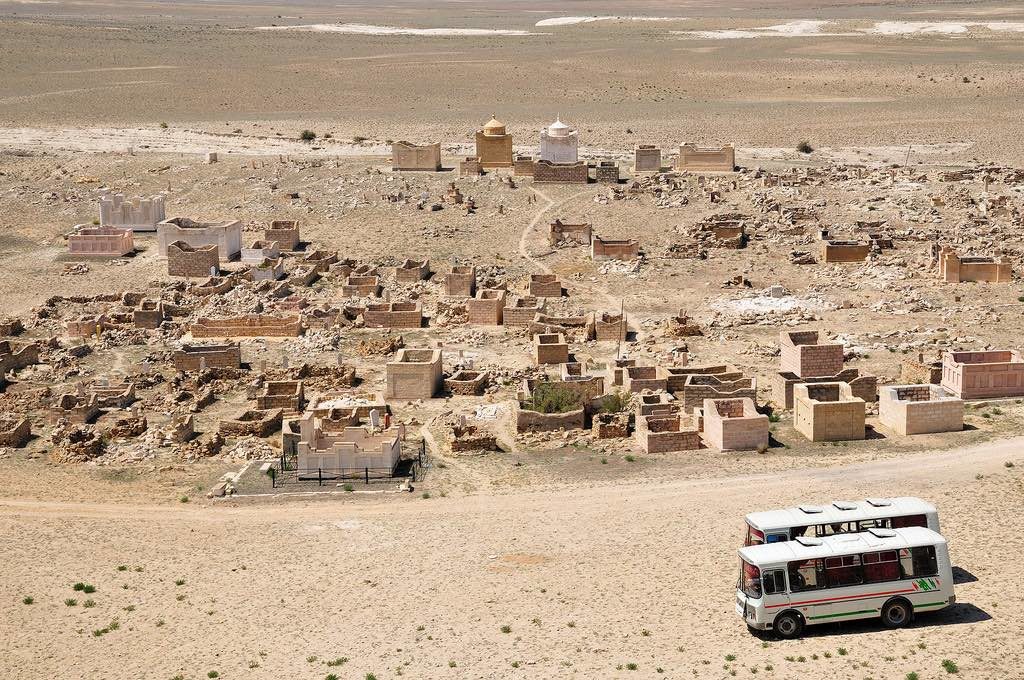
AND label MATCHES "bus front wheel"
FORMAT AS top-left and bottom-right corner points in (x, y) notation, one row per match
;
(881, 599), (913, 629)
(773, 611), (804, 640)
